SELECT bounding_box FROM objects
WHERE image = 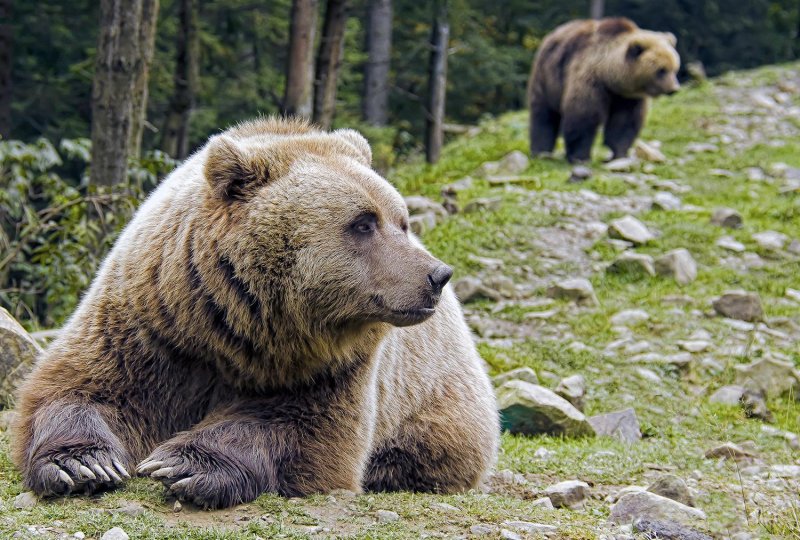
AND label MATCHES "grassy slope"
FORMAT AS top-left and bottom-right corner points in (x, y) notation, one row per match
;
(2, 64), (799, 539)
